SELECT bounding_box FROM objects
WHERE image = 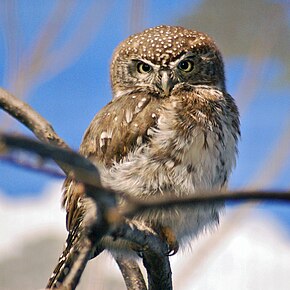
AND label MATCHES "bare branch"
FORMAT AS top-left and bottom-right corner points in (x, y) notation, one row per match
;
(116, 258), (147, 290)
(143, 252), (172, 290)
(2, 86), (289, 290)
(0, 86), (149, 289)
(0, 87), (69, 149)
